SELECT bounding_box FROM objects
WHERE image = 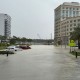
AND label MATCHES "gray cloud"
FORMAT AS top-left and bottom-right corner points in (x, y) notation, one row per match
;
(0, 0), (79, 39)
